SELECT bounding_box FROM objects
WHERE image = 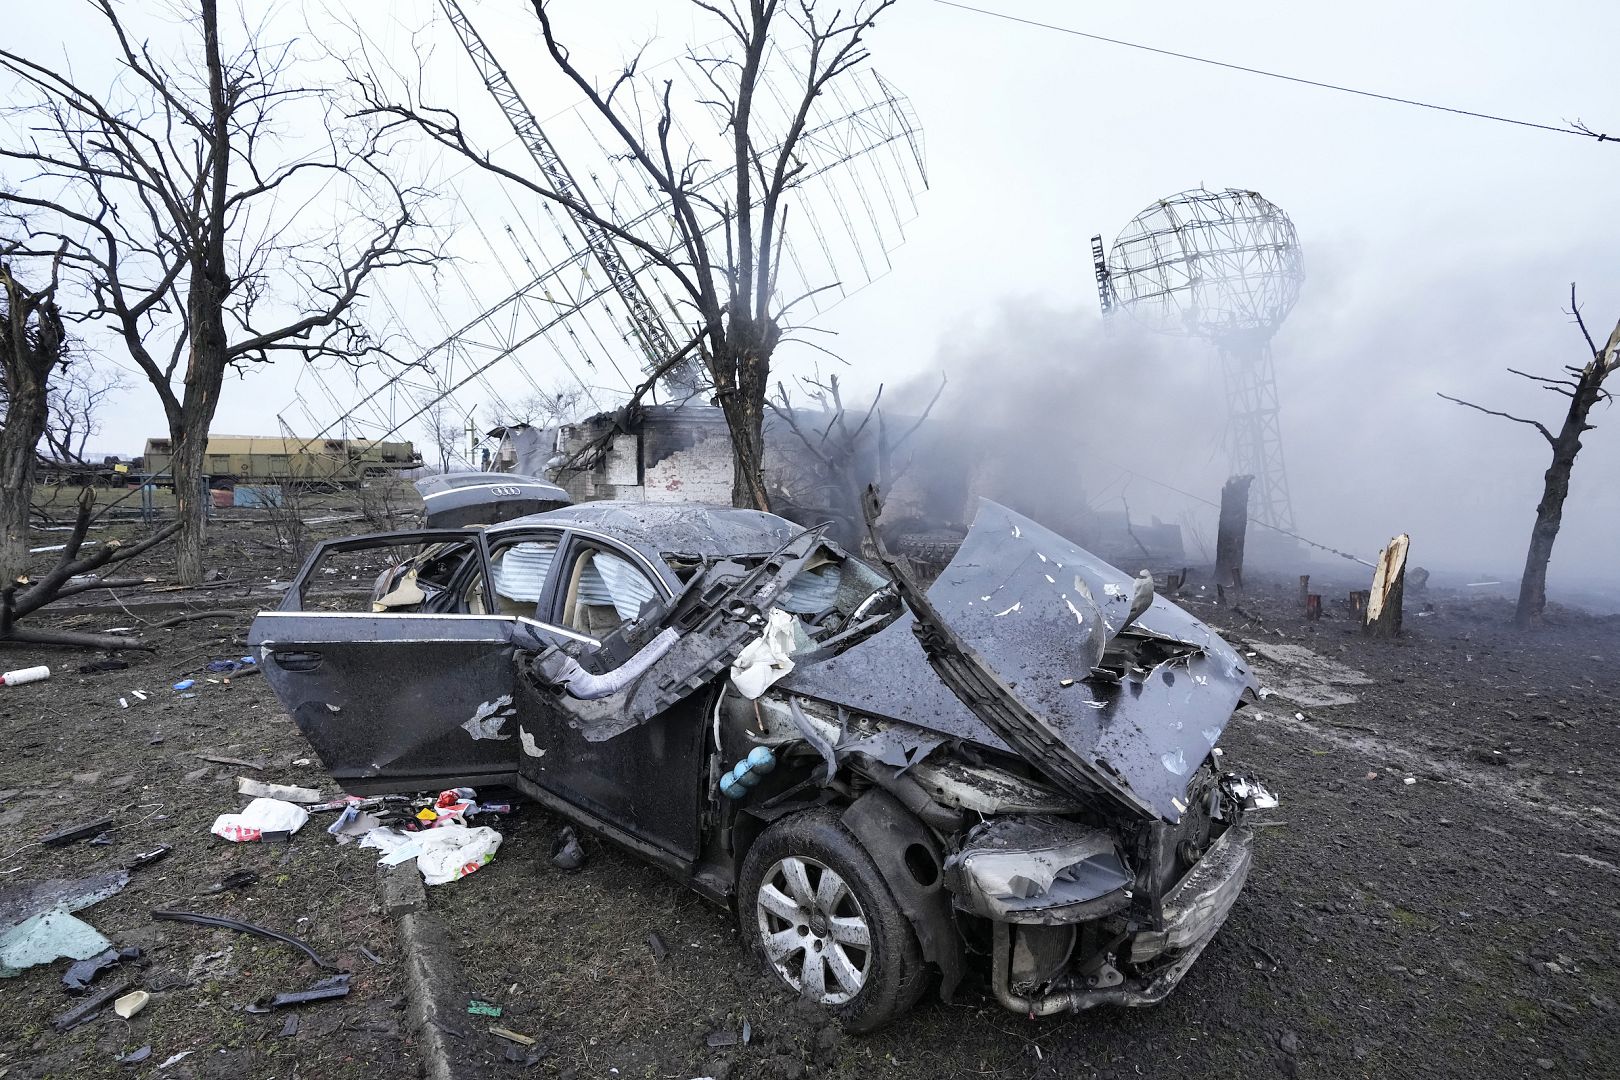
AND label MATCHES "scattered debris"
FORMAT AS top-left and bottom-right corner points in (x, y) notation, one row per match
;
(0, 664), (51, 686)
(62, 946), (141, 992)
(210, 797), (310, 842)
(361, 824), (502, 885)
(115, 1045), (152, 1065)
(1, 910), (112, 975)
(549, 826), (586, 872)
(126, 845), (172, 871)
(357, 944), (384, 965)
(172, 679), (195, 692)
(491, 1026), (536, 1046)
(468, 999), (503, 1017)
(79, 659), (130, 674)
(151, 910), (342, 971)
(246, 973), (351, 1011)
(53, 975), (134, 1031)
(706, 1030), (740, 1048)
(0, 870), (130, 976)
(158, 1050), (194, 1069)
(280, 1014), (300, 1037)
(199, 870), (259, 895)
(646, 931), (668, 963)
(236, 777), (323, 804)
(196, 753), (267, 771)
(42, 816), (117, 848)
(113, 989), (150, 1018)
